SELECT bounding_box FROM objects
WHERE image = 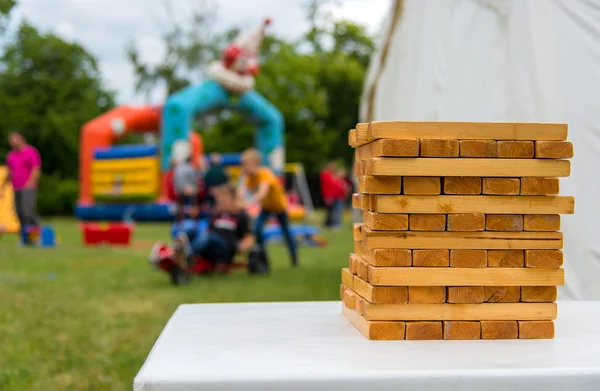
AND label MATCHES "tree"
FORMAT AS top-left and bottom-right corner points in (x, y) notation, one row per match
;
(0, 22), (115, 179)
(0, 0), (16, 32)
